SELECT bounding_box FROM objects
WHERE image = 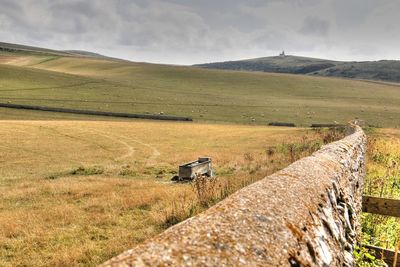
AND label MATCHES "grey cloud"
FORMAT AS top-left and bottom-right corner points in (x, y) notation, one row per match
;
(300, 17), (330, 36)
(333, 0), (385, 28)
(0, 0), (398, 64)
